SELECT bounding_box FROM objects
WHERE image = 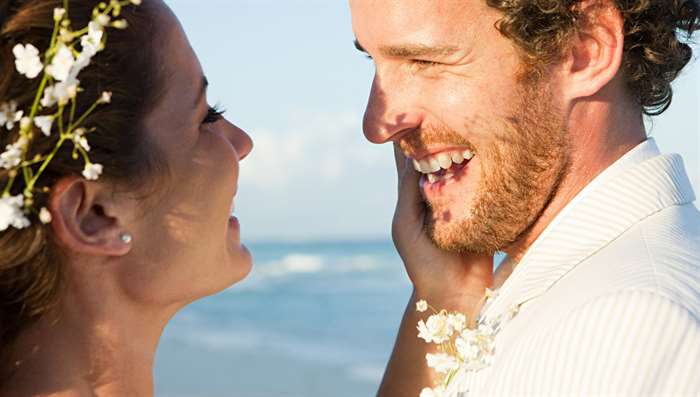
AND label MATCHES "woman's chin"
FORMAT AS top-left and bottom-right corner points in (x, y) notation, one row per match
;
(225, 243), (253, 284)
